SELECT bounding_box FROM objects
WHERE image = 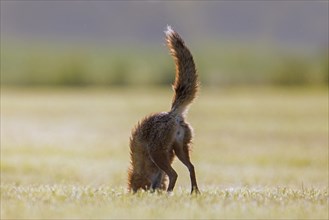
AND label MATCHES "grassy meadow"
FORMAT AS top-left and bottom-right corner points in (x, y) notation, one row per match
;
(1, 86), (328, 219)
